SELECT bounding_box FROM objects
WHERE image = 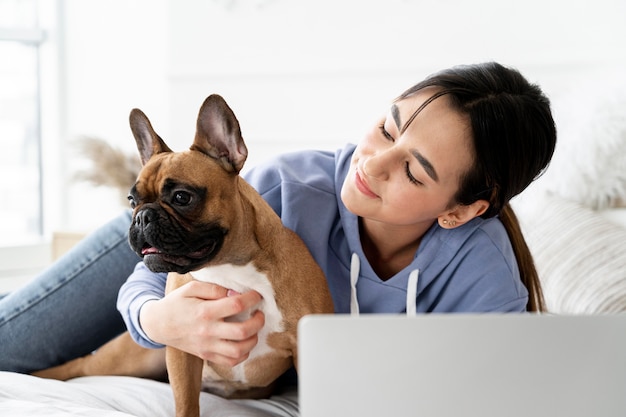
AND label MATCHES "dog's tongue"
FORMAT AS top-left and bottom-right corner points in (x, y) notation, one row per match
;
(141, 247), (162, 255)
